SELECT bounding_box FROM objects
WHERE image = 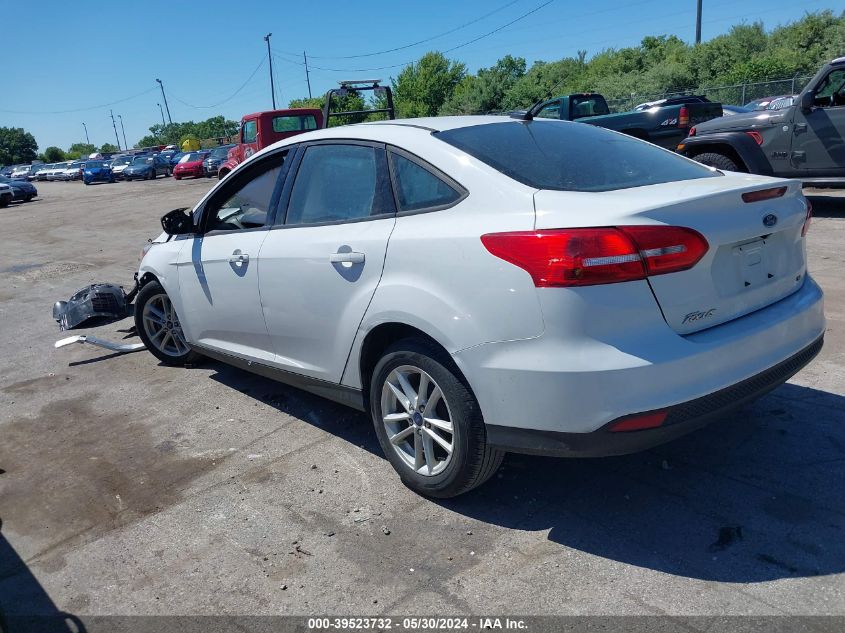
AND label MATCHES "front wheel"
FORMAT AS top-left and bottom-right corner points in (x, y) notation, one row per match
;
(135, 281), (201, 366)
(370, 338), (503, 498)
(693, 152), (741, 172)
